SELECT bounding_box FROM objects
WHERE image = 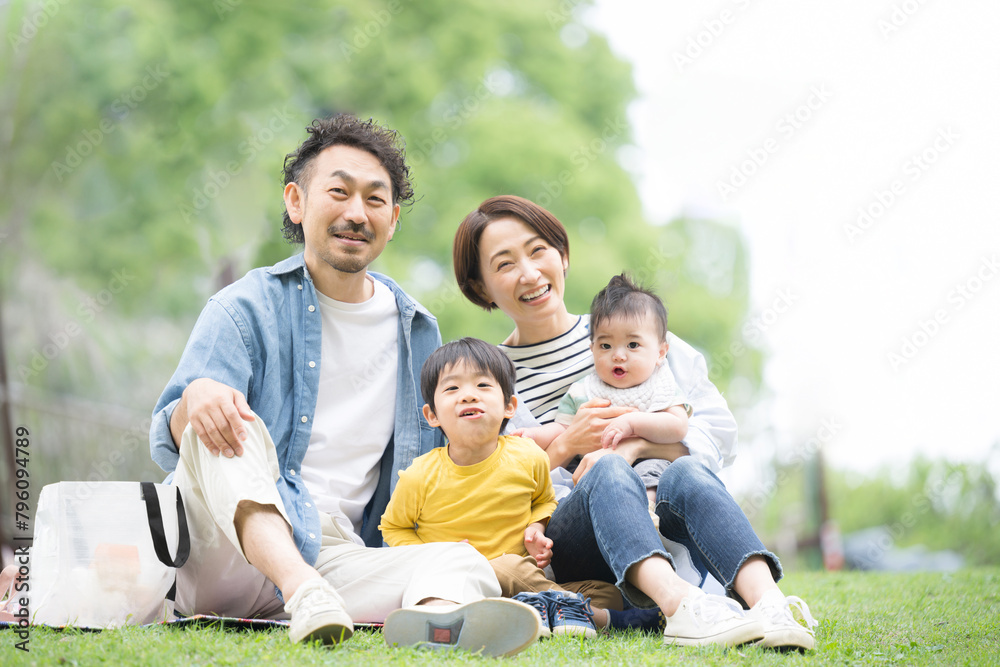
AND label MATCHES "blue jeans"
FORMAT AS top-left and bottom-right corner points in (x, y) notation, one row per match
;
(654, 456), (781, 607)
(546, 455), (781, 608)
